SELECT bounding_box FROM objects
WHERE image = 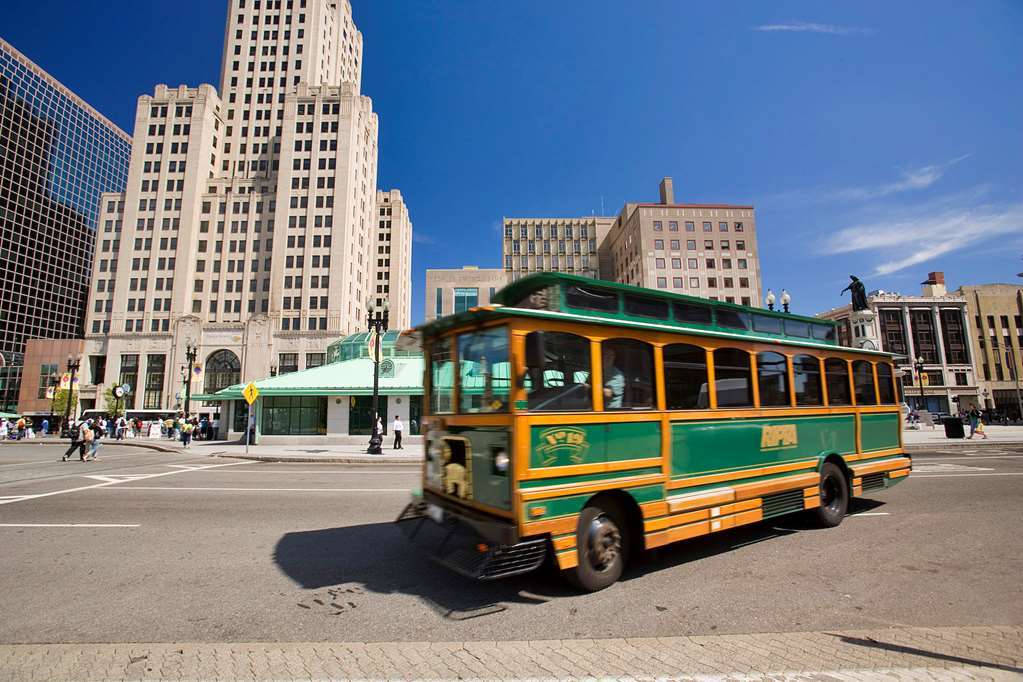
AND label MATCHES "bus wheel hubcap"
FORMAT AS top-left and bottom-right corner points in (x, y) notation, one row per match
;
(823, 476), (841, 512)
(588, 515), (621, 571)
